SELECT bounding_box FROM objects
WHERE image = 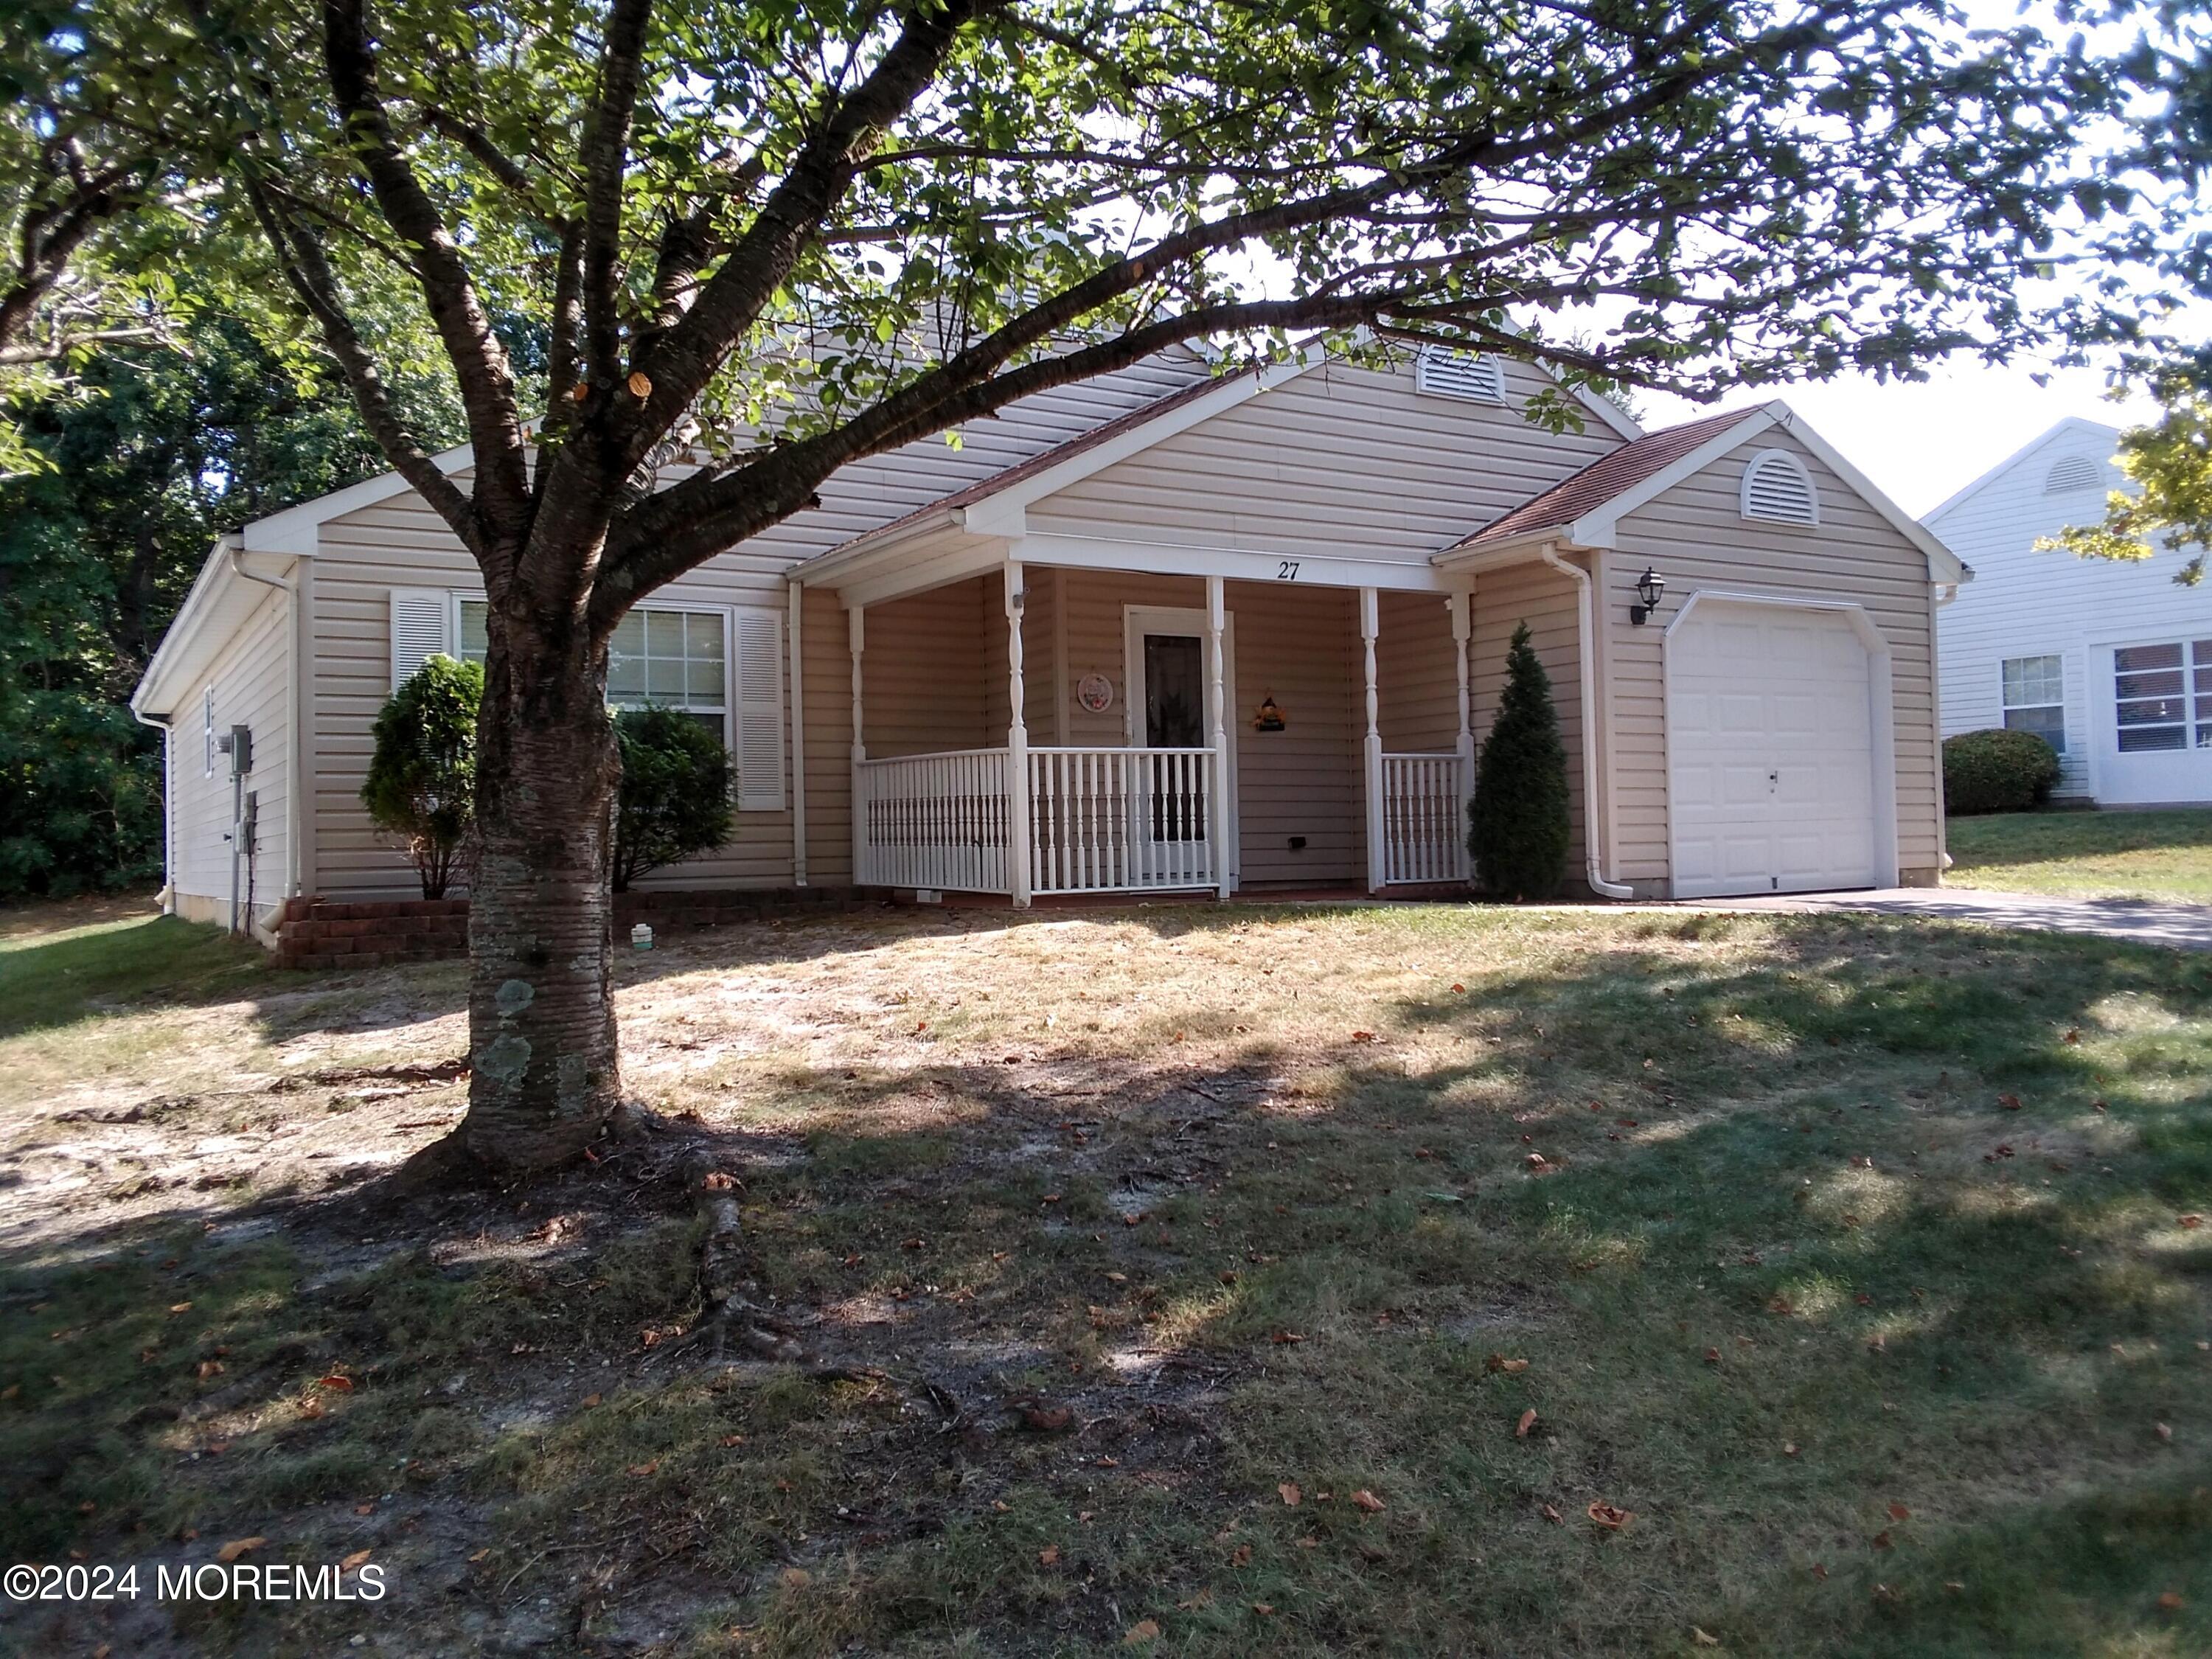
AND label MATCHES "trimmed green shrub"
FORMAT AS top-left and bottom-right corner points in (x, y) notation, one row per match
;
(1468, 621), (1571, 899)
(1943, 727), (2062, 816)
(361, 655), (483, 898)
(613, 707), (733, 891)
